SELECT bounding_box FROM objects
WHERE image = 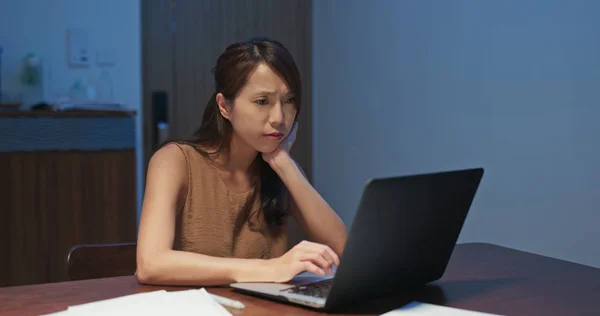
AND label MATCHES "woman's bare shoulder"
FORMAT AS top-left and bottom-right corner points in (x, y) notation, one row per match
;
(143, 143), (191, 211)
(146, 143), (191, 192)
(149, 143), (189, 169)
